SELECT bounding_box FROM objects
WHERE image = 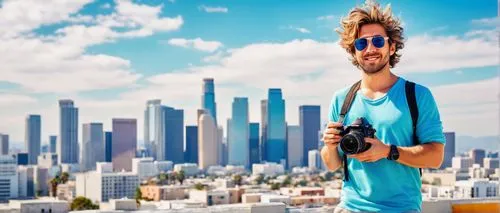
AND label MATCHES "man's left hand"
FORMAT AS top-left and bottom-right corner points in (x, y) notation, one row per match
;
(349, 137), (390, 163)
